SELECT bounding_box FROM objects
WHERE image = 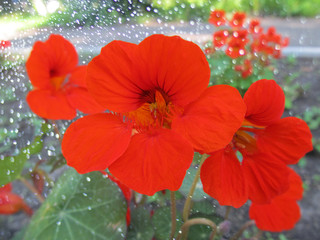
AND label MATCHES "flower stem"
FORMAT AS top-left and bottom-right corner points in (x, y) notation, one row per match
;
(225, 206), (231, 220)
(170, 191), (177, 240)
(51, 120), (62, 143)
(19, 177), (45, 203)
(230, 220), (255, 240)
(176, 217), (217, 240)
(182, 154), (208, 222)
